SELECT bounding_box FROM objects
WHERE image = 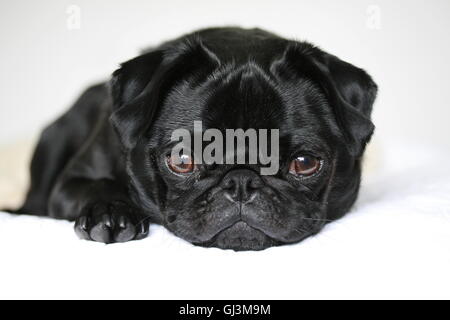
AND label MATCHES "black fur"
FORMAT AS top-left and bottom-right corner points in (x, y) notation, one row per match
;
(14, 27), (377, 250)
